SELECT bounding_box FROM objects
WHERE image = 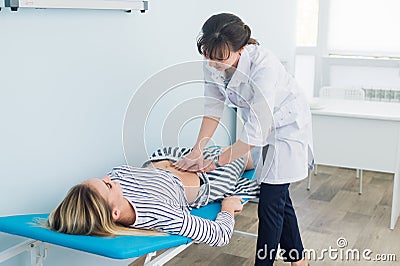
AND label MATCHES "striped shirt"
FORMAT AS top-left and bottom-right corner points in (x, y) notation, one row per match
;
(143, 146), (260, 208)
(108, 165), (234, 246)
